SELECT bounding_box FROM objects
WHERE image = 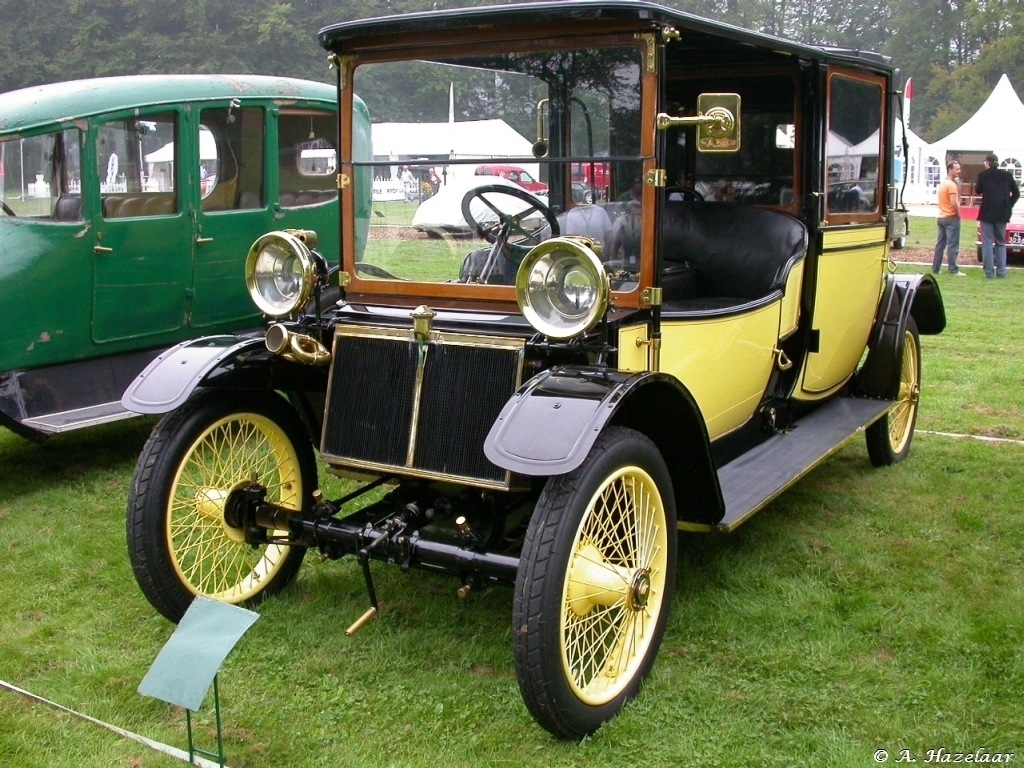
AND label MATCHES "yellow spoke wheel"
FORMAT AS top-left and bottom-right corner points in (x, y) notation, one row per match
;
(867, 318), (921, 466)
(127, 391), (314, 623)
(513, 427), (676, 740)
